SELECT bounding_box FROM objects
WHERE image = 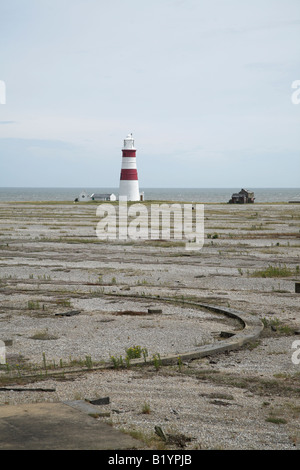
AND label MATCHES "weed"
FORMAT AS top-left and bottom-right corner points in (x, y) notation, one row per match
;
(251, 264), (294, 278)
(153, 353), (162, 371)
(266, 416), (288, 425)
(142, 402), (151, 414)
(122, 345), (149, 364)
(30, 329), (57, 340)
(126, 345), (143, 360)
(207, 233), (219, 239)
(120, 428), (166, 450)
(56, 299), (72, 307)
(125, 355), (131, 368)
(42, 352), (47, 371)
(85, 355), (93, 369)
(27, 300), (40, 310)
(142, 348), (148, 363)
(261, 317), (294, 336)
(110, 355), (117, 368)
(110, 355), (123, 369)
